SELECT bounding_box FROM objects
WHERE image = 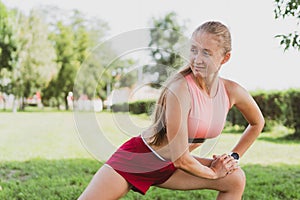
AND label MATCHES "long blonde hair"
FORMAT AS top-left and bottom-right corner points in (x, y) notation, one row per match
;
(149, 21), (231, 146)
(149, 66), (191, 146)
